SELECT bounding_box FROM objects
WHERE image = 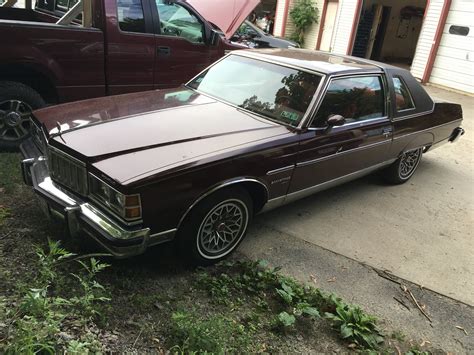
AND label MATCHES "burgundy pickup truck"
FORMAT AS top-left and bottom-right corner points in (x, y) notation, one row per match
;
(0, 0), (258, 149)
